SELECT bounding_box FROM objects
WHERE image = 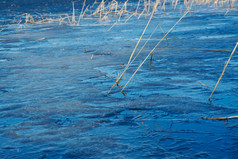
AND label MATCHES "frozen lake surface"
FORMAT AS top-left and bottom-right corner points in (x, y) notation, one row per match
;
(0, 0), (238, 158)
